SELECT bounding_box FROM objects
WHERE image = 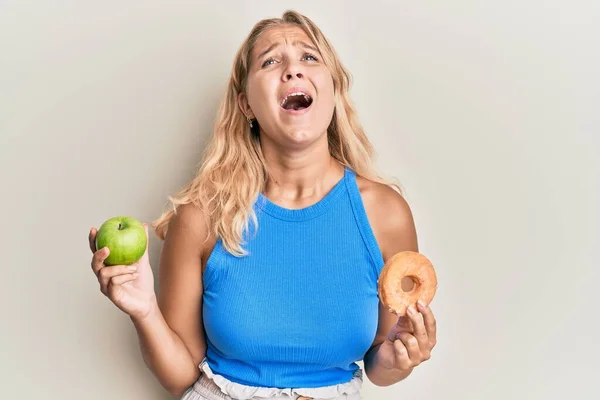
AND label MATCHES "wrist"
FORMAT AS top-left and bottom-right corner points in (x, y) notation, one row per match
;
(130, 294), (159, 325)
